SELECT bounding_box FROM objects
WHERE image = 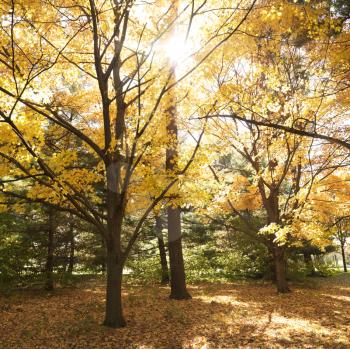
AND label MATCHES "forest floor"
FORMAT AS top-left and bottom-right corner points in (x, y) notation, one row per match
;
(0, 274), (349, 349)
